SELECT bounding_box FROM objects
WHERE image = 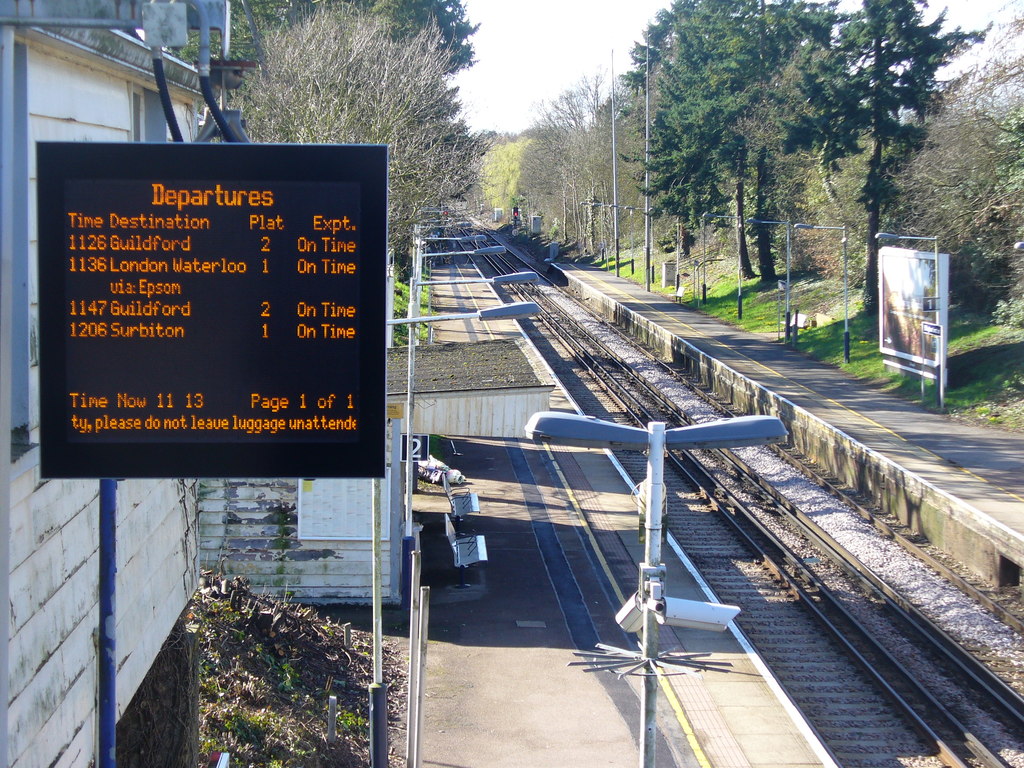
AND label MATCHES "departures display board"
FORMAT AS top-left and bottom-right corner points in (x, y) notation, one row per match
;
(37, 142), (387, 479)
